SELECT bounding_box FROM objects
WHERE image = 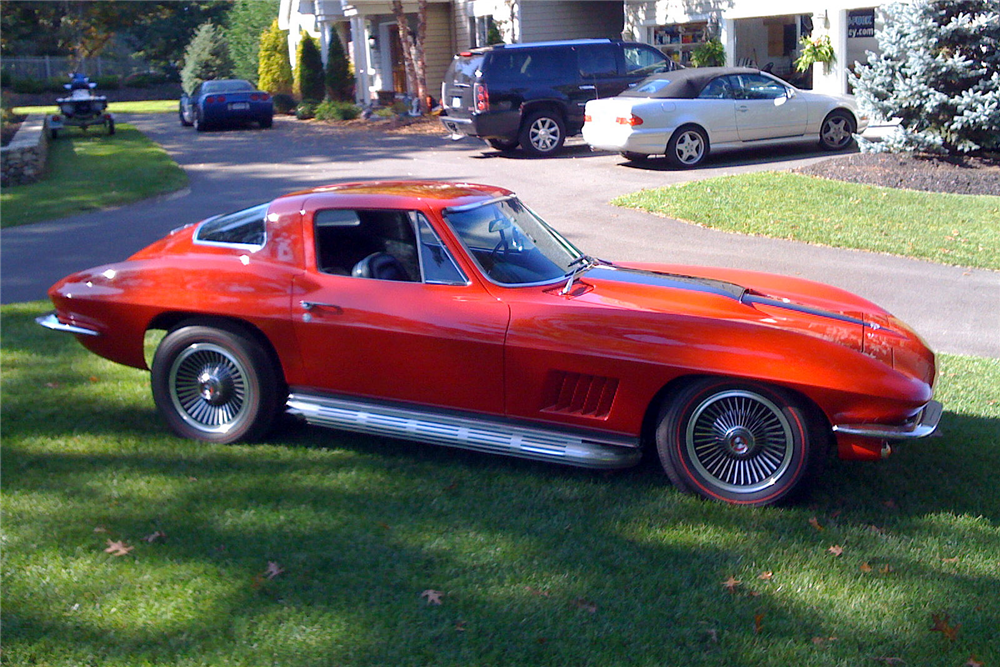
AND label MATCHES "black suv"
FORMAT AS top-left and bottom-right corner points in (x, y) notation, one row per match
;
(440, 39), (678, 157)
